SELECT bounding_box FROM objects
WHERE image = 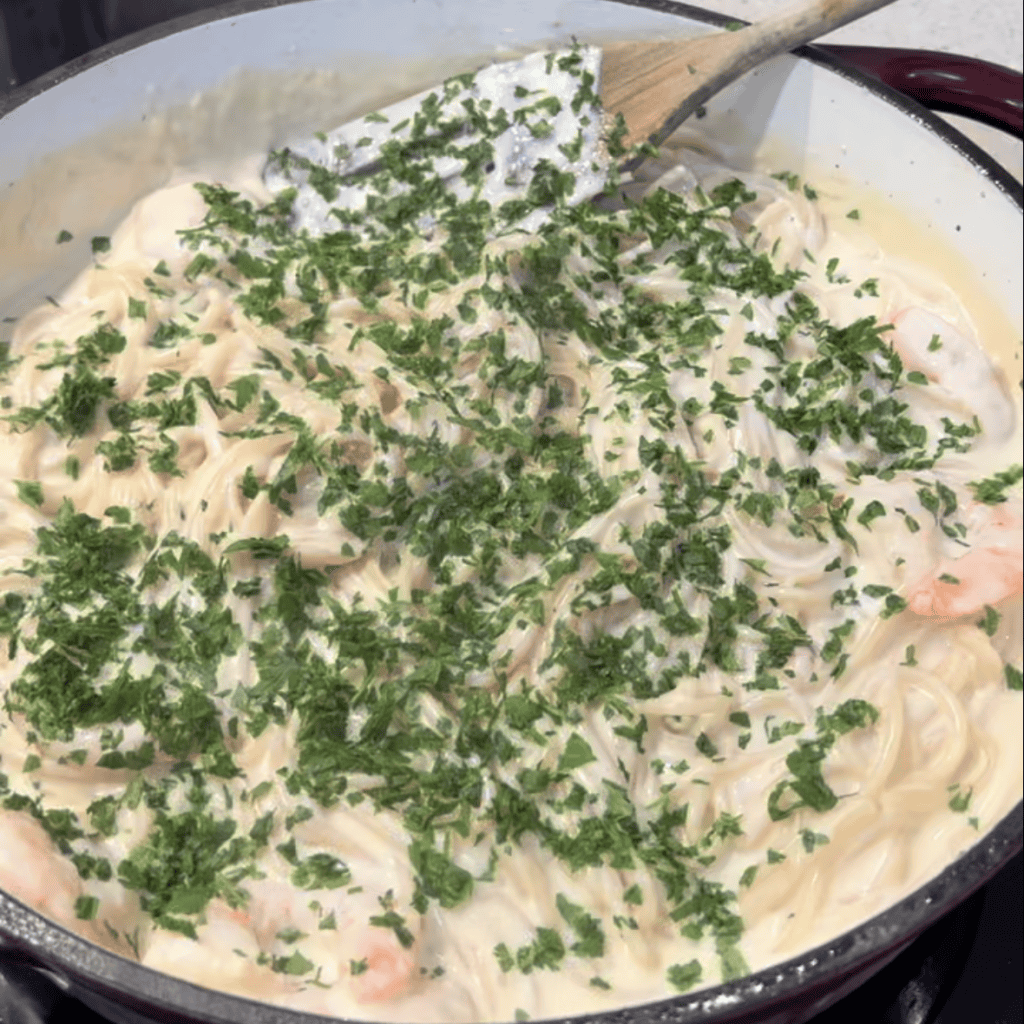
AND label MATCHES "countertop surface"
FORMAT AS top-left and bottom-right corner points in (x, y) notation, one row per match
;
(701, 0), (1022, 71)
